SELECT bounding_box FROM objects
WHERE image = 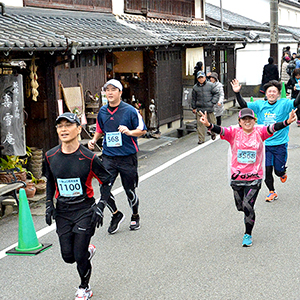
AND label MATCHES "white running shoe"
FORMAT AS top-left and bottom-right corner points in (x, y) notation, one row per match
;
(88, 244), (96, 260)
(75, 285), (93, 300)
